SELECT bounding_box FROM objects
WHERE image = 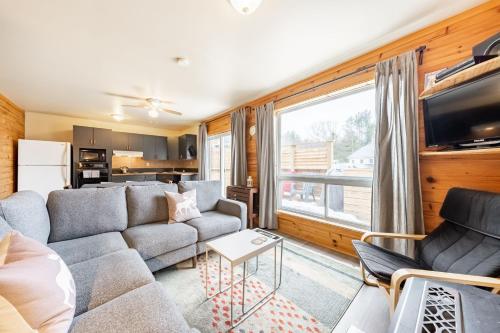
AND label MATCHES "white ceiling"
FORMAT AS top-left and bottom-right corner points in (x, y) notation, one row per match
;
(0, 0), (485, 130)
